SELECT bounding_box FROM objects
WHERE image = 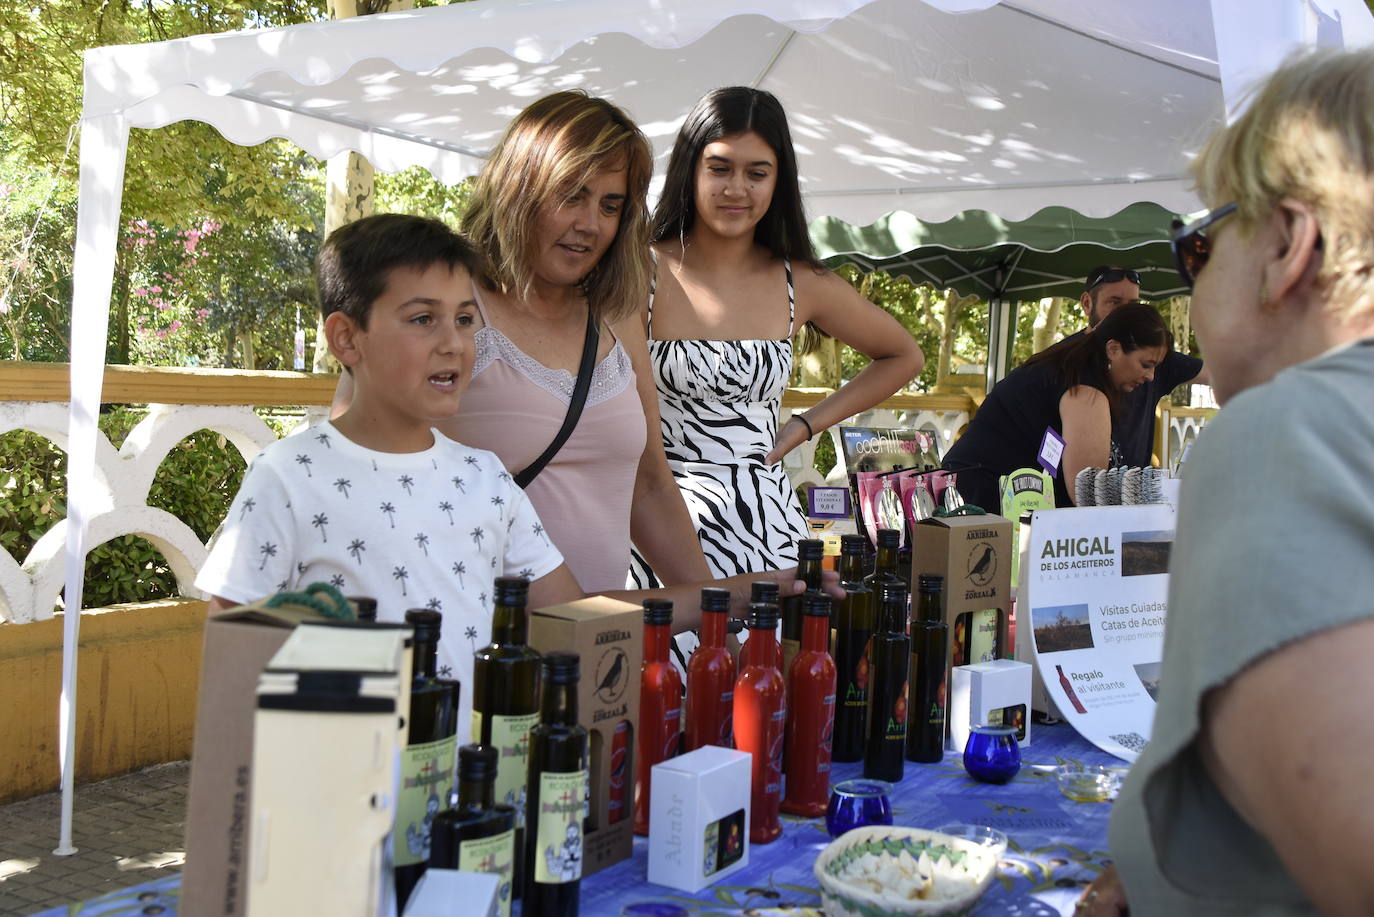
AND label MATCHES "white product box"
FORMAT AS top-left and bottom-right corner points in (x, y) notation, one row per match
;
(948, 659), (1033, 753)
(402, 869), (499, 917)
(647, 745), (752, 893)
